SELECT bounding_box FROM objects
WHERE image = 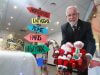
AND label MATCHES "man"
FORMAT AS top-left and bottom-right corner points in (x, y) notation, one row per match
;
(61, 5), (96, 75)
